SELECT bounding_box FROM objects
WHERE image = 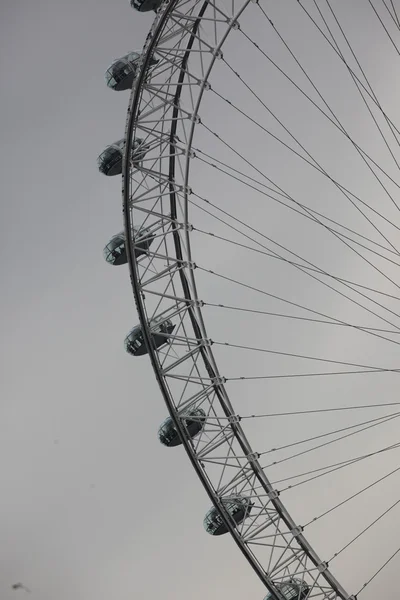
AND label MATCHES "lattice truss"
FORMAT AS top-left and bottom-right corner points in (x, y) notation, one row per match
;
(122, 1), (357, 598)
